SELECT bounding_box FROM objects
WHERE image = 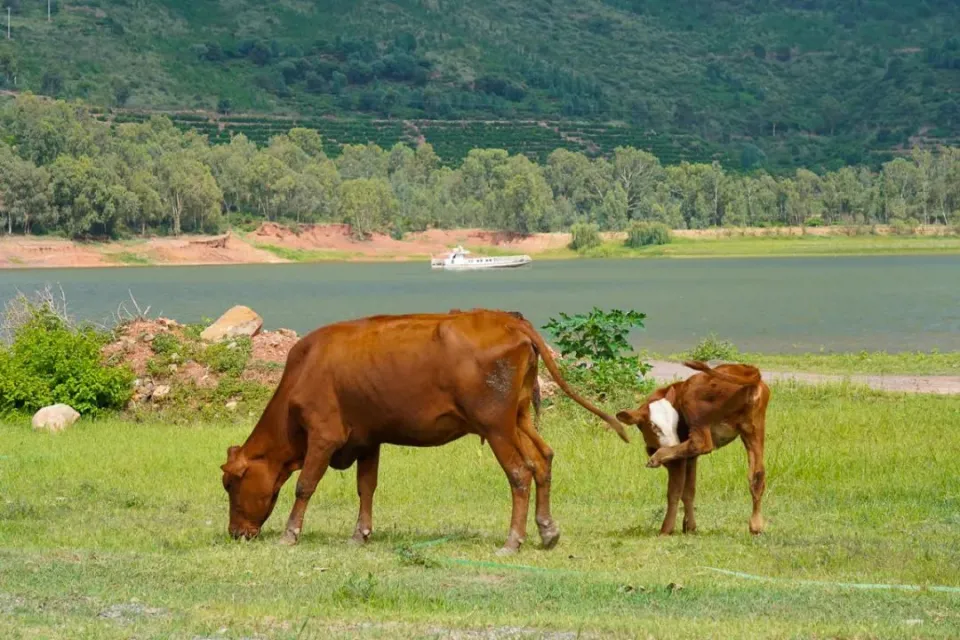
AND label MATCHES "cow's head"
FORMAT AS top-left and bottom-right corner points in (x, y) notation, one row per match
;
(617, 385), (680, 456)
(221, 445), (291, 539)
